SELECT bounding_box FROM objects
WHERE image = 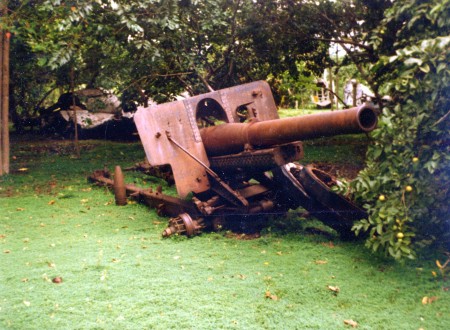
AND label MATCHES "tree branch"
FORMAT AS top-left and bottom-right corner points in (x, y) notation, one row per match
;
(310, 37), (372, 52)
(433, 109), (450, 127)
